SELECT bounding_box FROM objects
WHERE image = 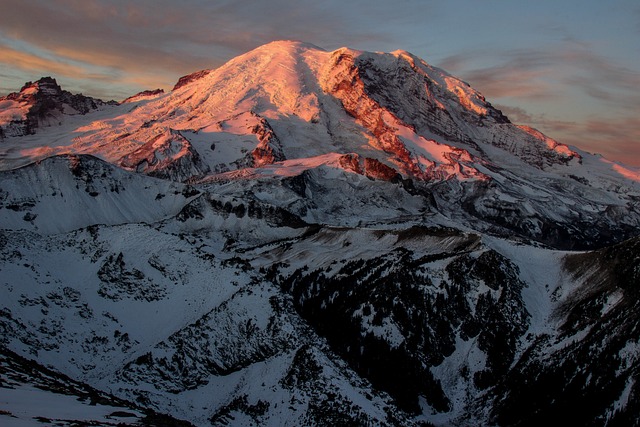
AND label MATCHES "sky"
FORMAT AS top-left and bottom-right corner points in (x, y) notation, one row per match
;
(1, 0), (639, 165)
